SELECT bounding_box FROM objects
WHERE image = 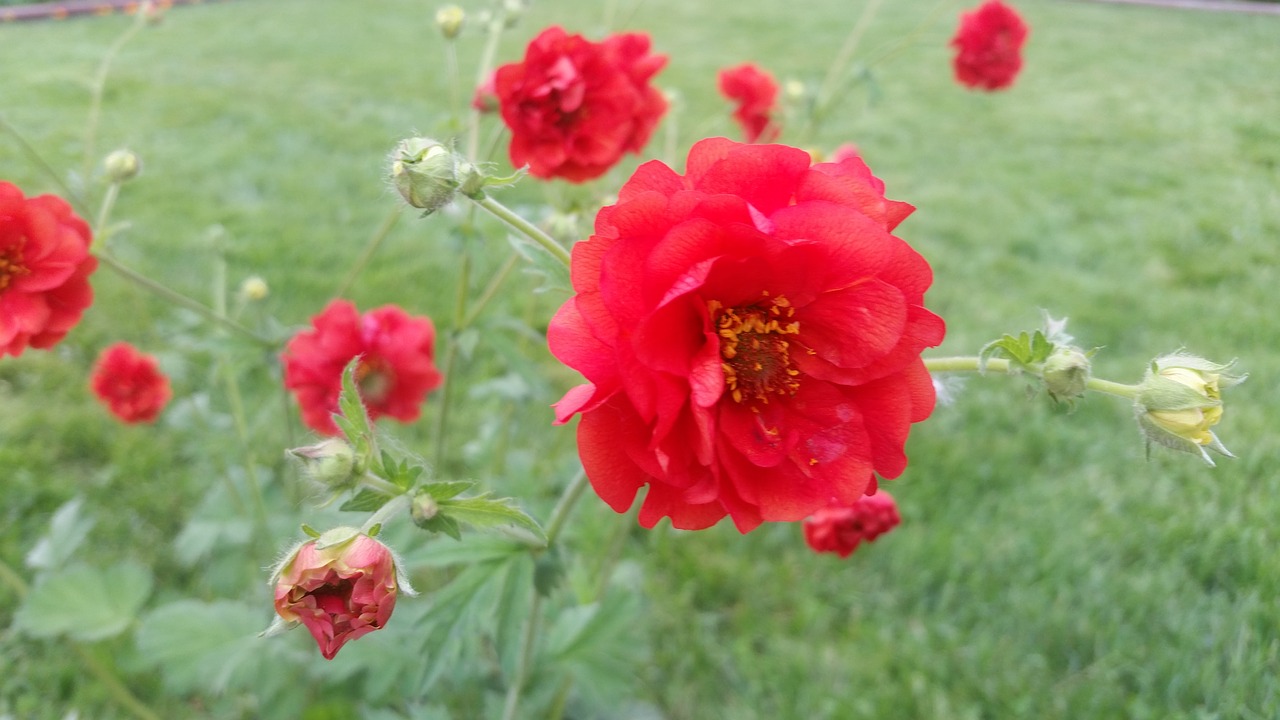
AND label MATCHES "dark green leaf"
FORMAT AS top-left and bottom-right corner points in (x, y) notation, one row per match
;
(339, 489), (394, 513)
(14, 561), (153, 642)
